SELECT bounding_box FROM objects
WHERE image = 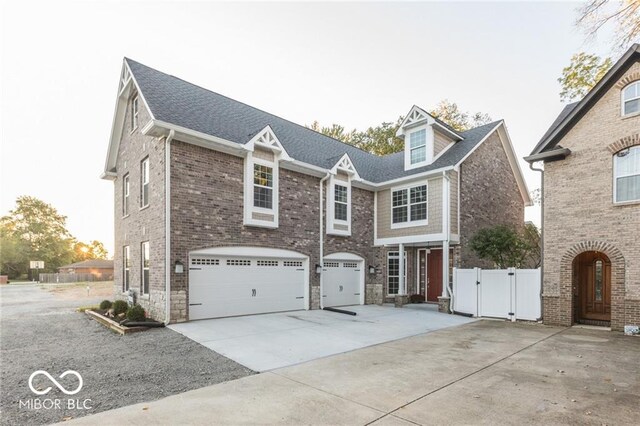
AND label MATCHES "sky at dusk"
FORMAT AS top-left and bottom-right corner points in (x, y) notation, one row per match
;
(1, 1), (615, 255)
